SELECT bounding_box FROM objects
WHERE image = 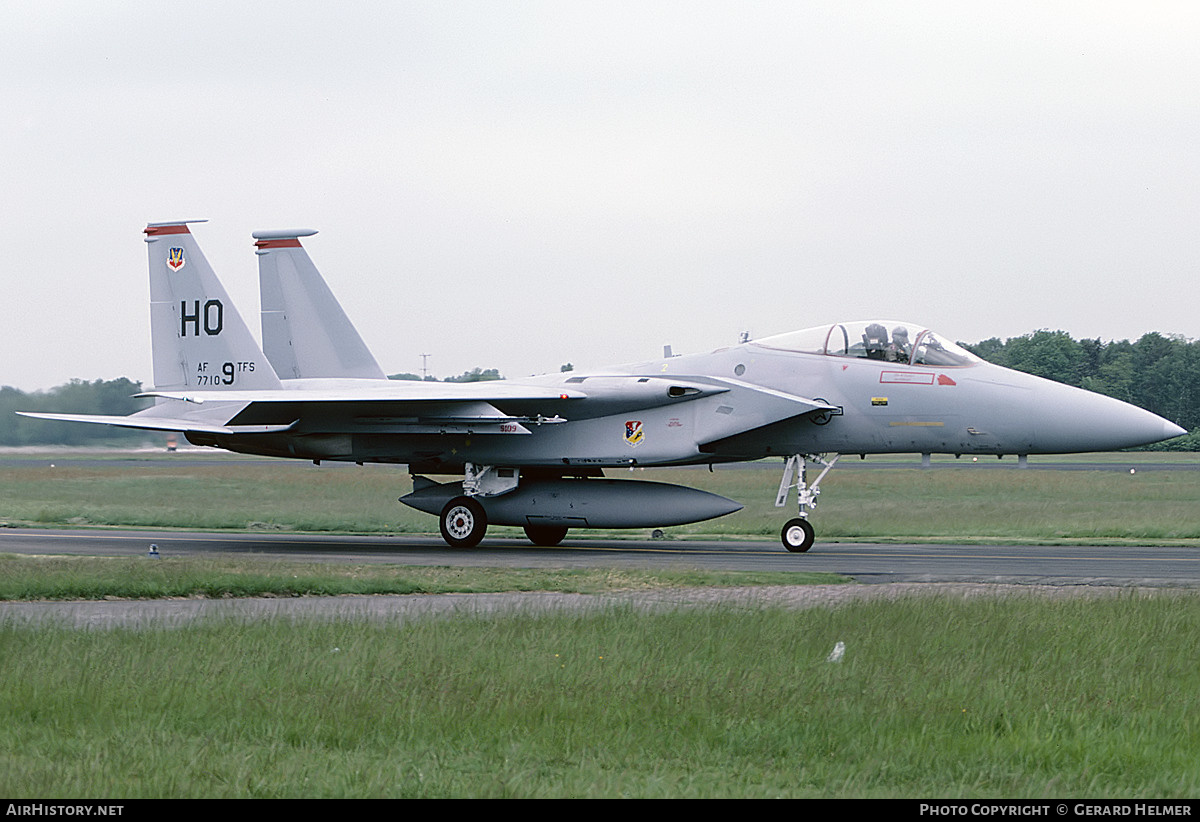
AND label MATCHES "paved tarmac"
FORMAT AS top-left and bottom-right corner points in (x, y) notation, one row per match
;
(4, 527), (1200, 584)
(3, 527), (1200, 628)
